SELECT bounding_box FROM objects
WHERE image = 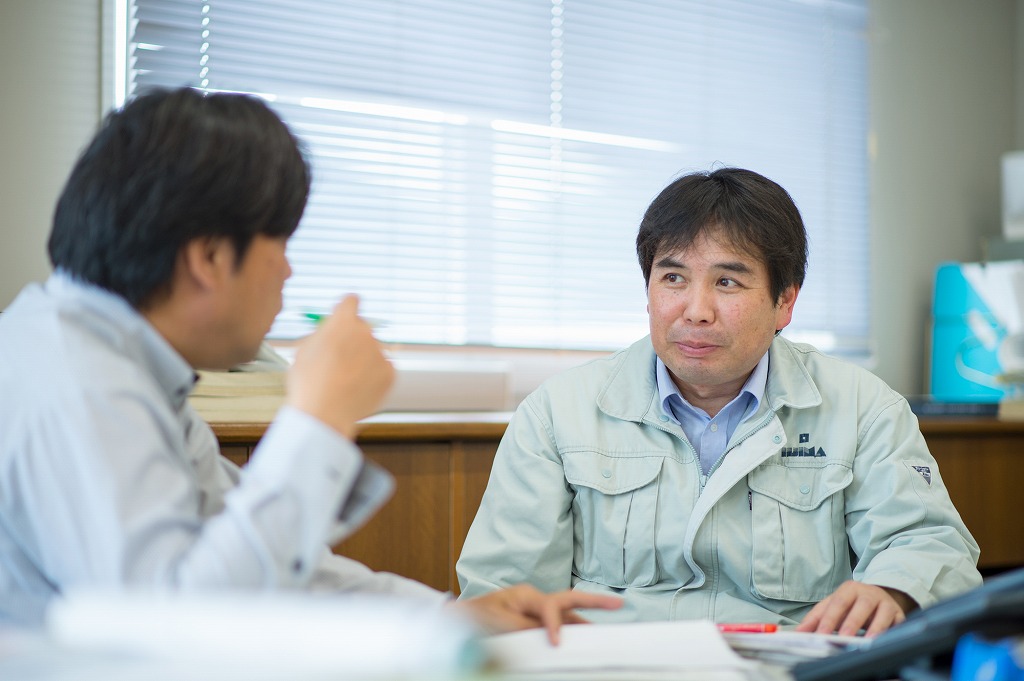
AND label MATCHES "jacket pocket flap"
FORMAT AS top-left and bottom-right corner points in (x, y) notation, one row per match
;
(563, 450), (664, 495)
(748, 462), (852, 510)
